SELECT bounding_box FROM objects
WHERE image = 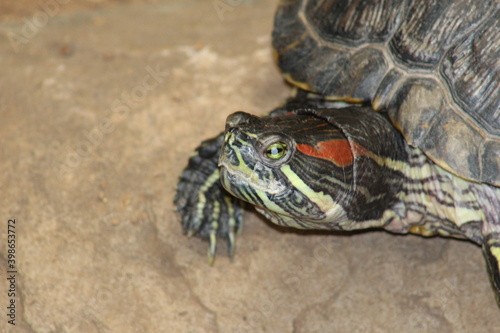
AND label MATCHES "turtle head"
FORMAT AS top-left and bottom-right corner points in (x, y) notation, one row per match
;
(219, 111), (296, 195)
(218, 111), (357, 229)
